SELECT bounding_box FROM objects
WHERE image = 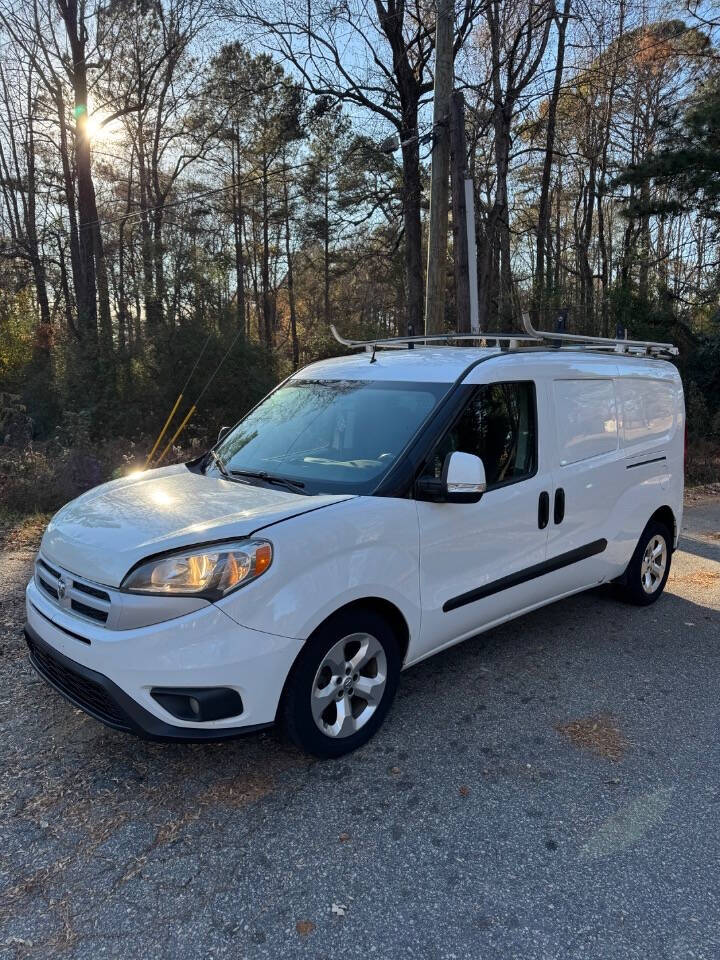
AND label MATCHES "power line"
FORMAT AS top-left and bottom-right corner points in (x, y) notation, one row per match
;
(78, 160), (314, 233)
(153, 323), (247, 466)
